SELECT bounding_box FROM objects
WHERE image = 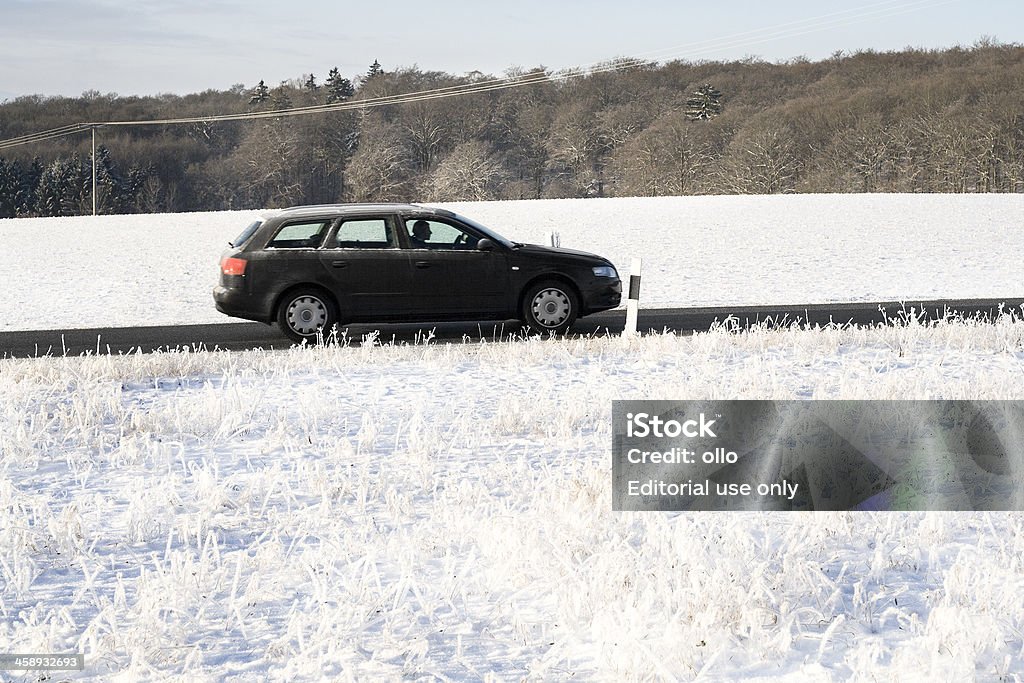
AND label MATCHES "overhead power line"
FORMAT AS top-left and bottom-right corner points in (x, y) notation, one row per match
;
(0, 0), (956, 151)
(0, 123), (90, 149)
